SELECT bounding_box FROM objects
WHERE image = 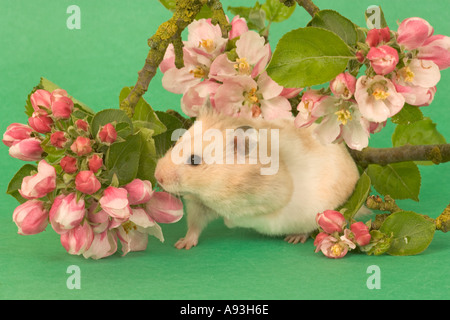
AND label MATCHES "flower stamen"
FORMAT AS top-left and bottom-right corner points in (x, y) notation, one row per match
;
(234, 57), (251, 75)
(189, 66), (206, 79)
(199, 39), (215, 53)
(335, 109), (353, 125)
